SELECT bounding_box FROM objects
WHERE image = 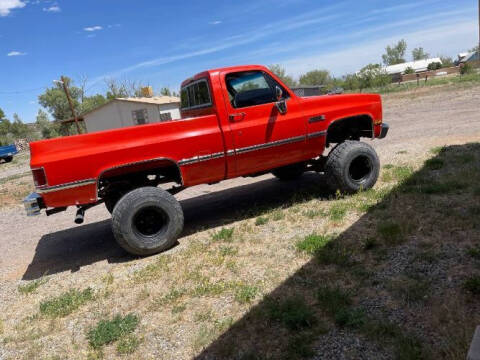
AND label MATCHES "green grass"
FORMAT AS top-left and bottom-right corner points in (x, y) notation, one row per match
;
(212, 227), (234, 242)
(296, 233), (332, 255)
(116, 334), (141, 354)
(316, 241), (352, 267)
(317, 285), (352, 315)
(87, 314), (139, 349)
(302, 209), (325, 219)
(463, 276), (480, 294)
(193, 279), (234, 297)
(272, 210), (285, 221)
(151, 287), (185, 307)
(388, 277), (431, 303)
(467, 246), (480, 260)
(265, 297), (316, 331)
(39, 288), (93, 318)
(133, 256), (170, 283)
(381, 165), (413, 183)
(328, 203), (348, 222)
(18, 278), (48, 295)
(430, 146), (447, 155)
(255, 216), (269, 226)
(234, 284), (259, 304)
(334, 307), (366, 328)
(377, 222), (404, 245)
(219, 246), (238, 257)
(425, 158), (444, 170)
